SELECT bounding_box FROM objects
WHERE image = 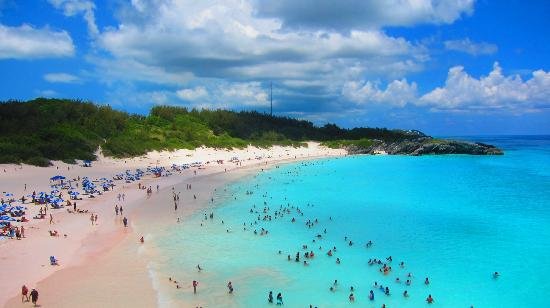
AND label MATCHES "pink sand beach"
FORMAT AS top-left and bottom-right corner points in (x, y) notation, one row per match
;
(0, 143), (344, 307)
